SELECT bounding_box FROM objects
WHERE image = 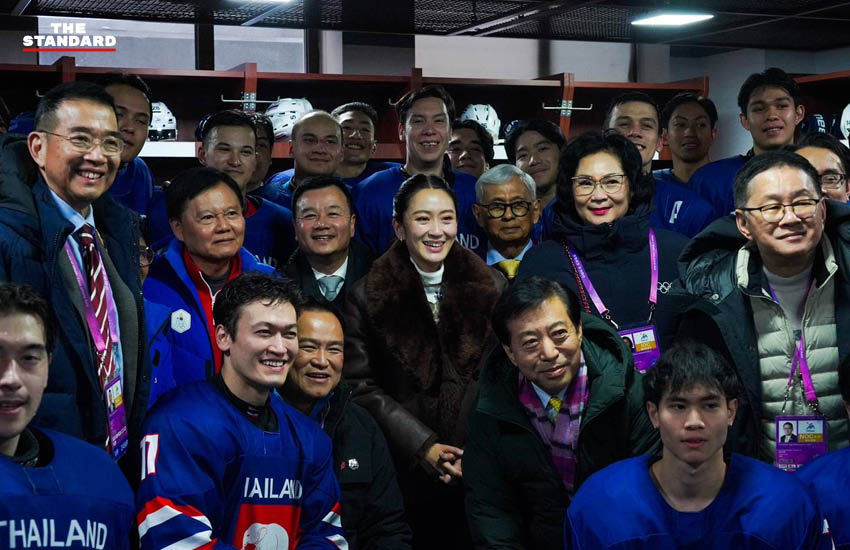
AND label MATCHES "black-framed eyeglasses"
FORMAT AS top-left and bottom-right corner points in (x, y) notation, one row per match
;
(38, 130), (124, 155)
(571, 174), (626, 196)
(738, 198), (821, 223)
(139, 246), (155, 267)
(820, 173), (847, 190)
(477, 200), (533, 219)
